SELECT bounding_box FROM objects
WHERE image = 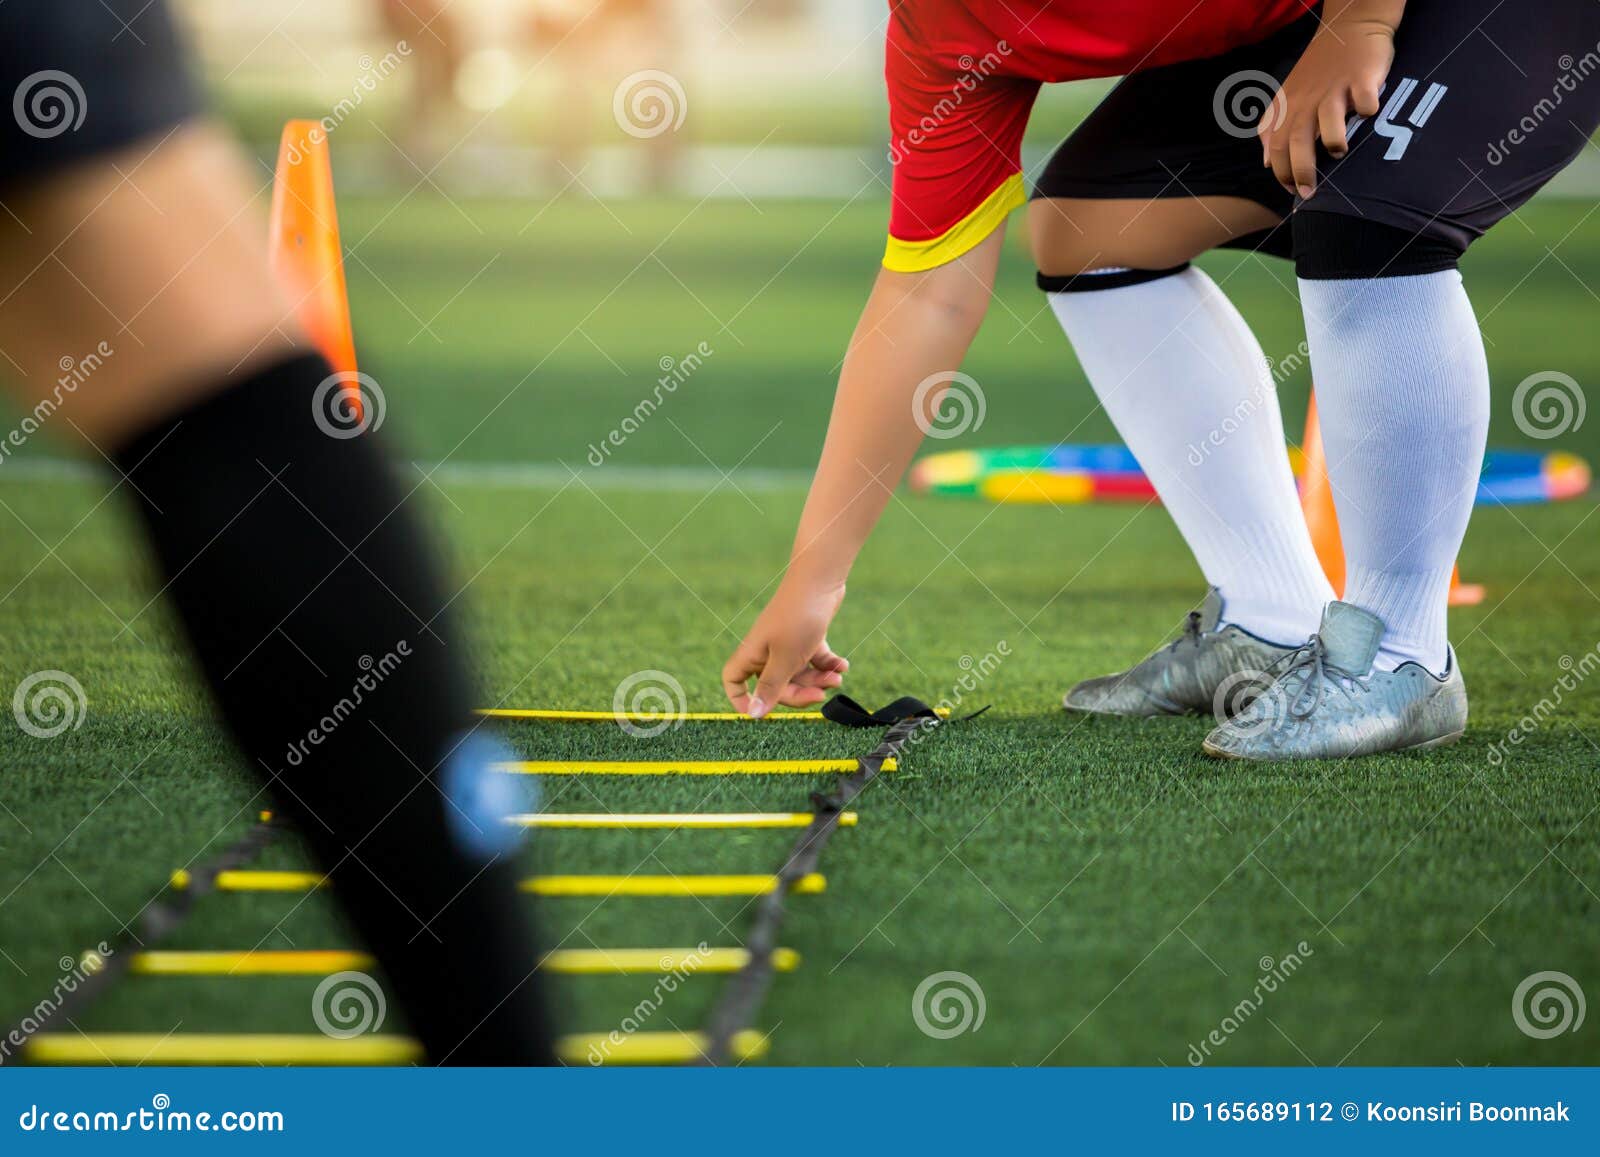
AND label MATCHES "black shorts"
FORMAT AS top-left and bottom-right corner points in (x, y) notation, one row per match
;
(0, 1), (200, 189)
(1034, 0), (1600, 267)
